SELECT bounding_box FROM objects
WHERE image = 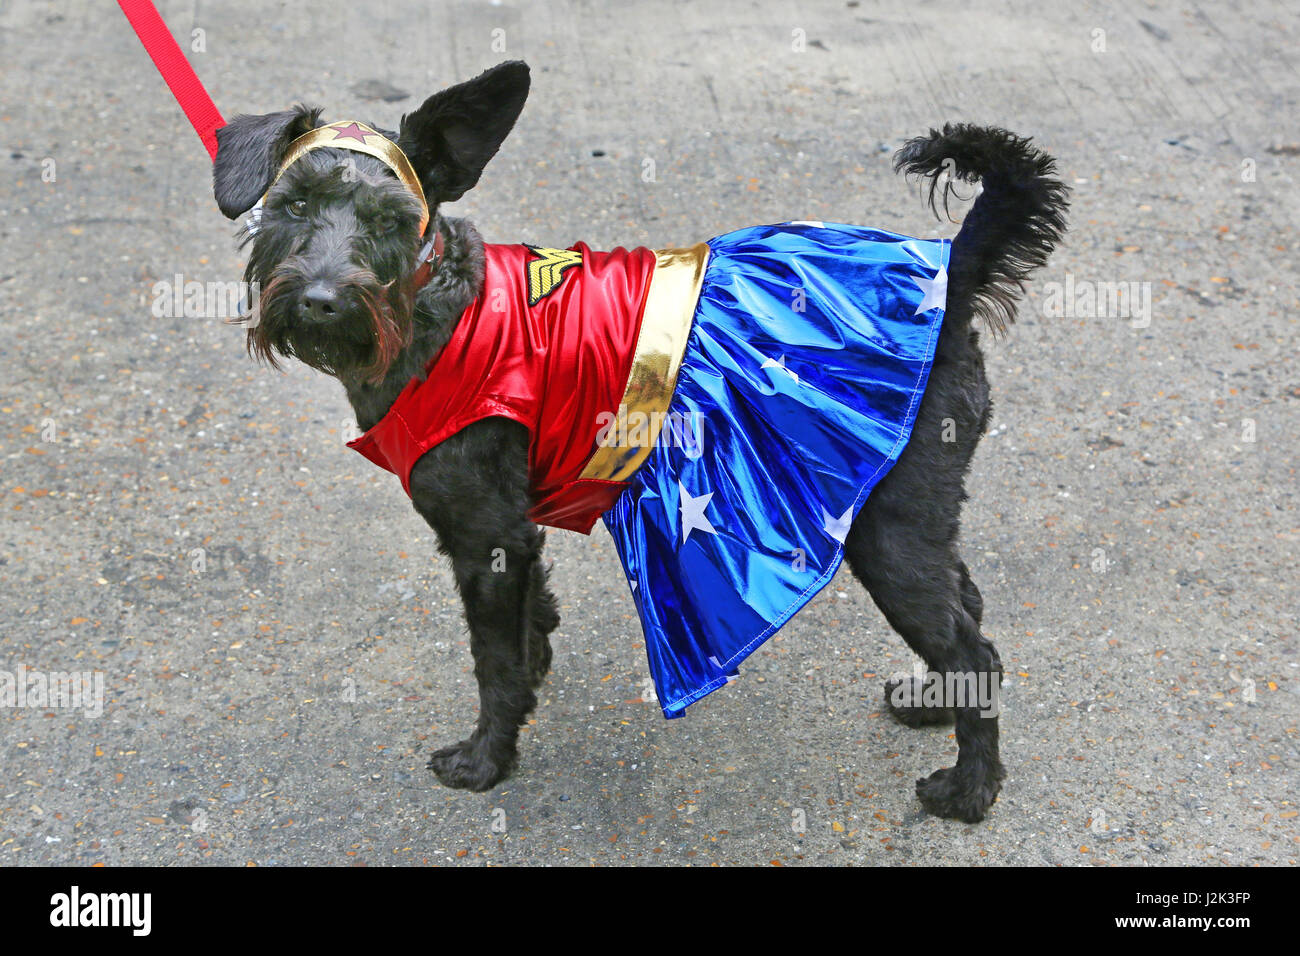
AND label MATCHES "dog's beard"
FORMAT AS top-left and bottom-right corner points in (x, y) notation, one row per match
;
(244, 264), (415, 385)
